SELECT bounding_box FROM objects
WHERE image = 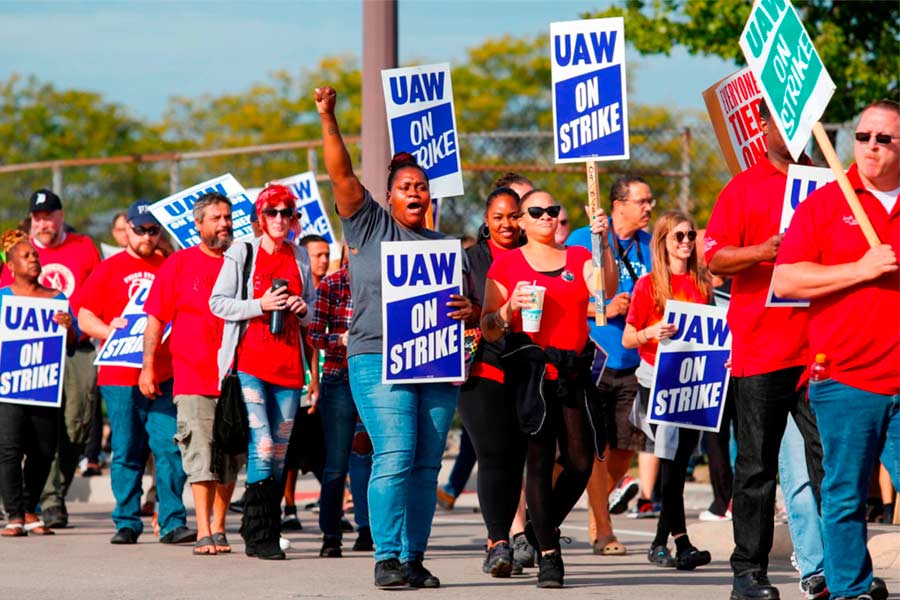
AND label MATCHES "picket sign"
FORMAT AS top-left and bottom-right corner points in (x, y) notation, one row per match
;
(94, 281), (170, 369)
(702, 67), (767, 176)
(740, 0), (879, 248)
